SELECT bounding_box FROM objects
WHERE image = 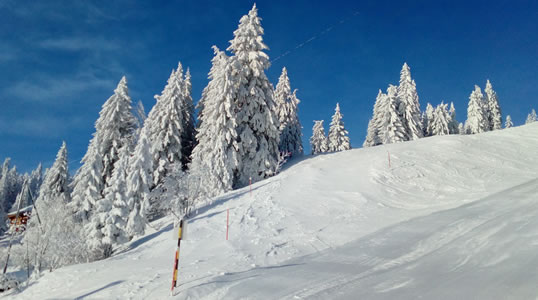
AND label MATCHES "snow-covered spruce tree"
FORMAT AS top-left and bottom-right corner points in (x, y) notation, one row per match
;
(423, 103), (435, 137)
(363, 90), (385, 147)
(71, 77), (137, 223)
(24, 142), (87, 272)
(466, 85), (489, 134)
(28, 163), (43, 200)
(135, 100), (146, 129)
(431, 102), (451, 136)
(196, 46), (229, 132)
(227, 4), (280, 186)
(448, 102), (459, 134)
(190, 46), (239, 199)
(380, 85), (407, 144)
(397, 63), (423, 140)
(525, 109), (537, 124)
(146, 63), (186, 189)
(458, 122), (465, 135)
(310, 120), (328, 154)
(485, 80), (502, 130)
(89, 145), (131, 254)
(182, 68), (196, 166)
(505, 115), (513, 128)
(126, 128), (152, 238)
(274, 67), (303, 156)
(328, 103), (351, 152)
